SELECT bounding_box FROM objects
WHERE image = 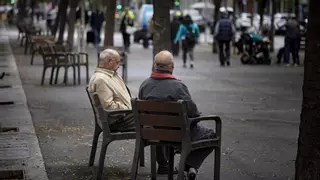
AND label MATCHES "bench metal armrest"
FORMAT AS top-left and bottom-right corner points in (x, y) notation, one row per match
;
(189, 115), (221, 124)
(190, 115), (222, 137)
